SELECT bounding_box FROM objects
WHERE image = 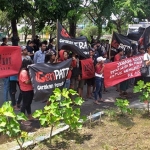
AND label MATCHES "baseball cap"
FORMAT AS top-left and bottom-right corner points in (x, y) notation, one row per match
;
(21, 46), (27, 51)
(140, 45), (144, 50)
(97, 57), (106, 62)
